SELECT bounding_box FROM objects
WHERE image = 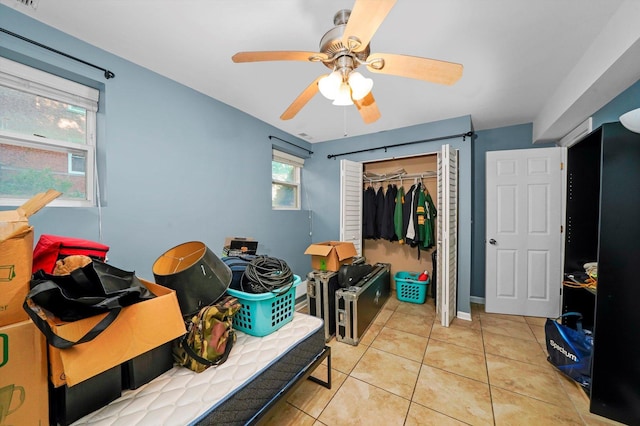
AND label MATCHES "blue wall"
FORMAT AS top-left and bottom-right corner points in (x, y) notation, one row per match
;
(0, 5), (313, 281)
